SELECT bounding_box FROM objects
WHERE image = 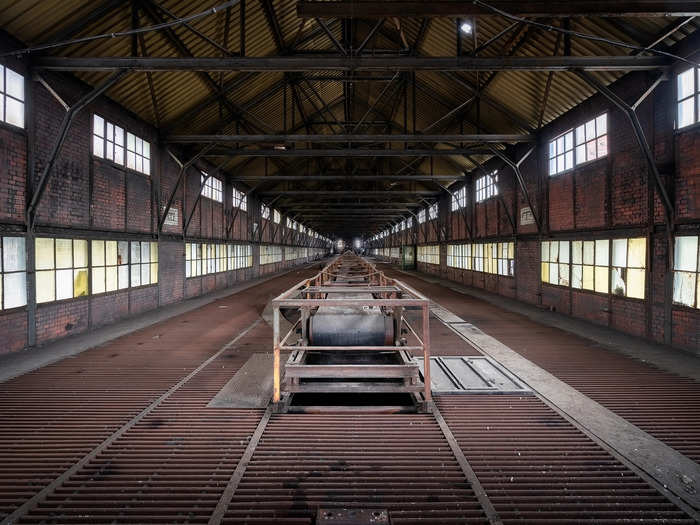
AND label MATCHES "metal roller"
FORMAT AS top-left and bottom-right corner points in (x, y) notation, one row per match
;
(309, 292), (394, 346)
